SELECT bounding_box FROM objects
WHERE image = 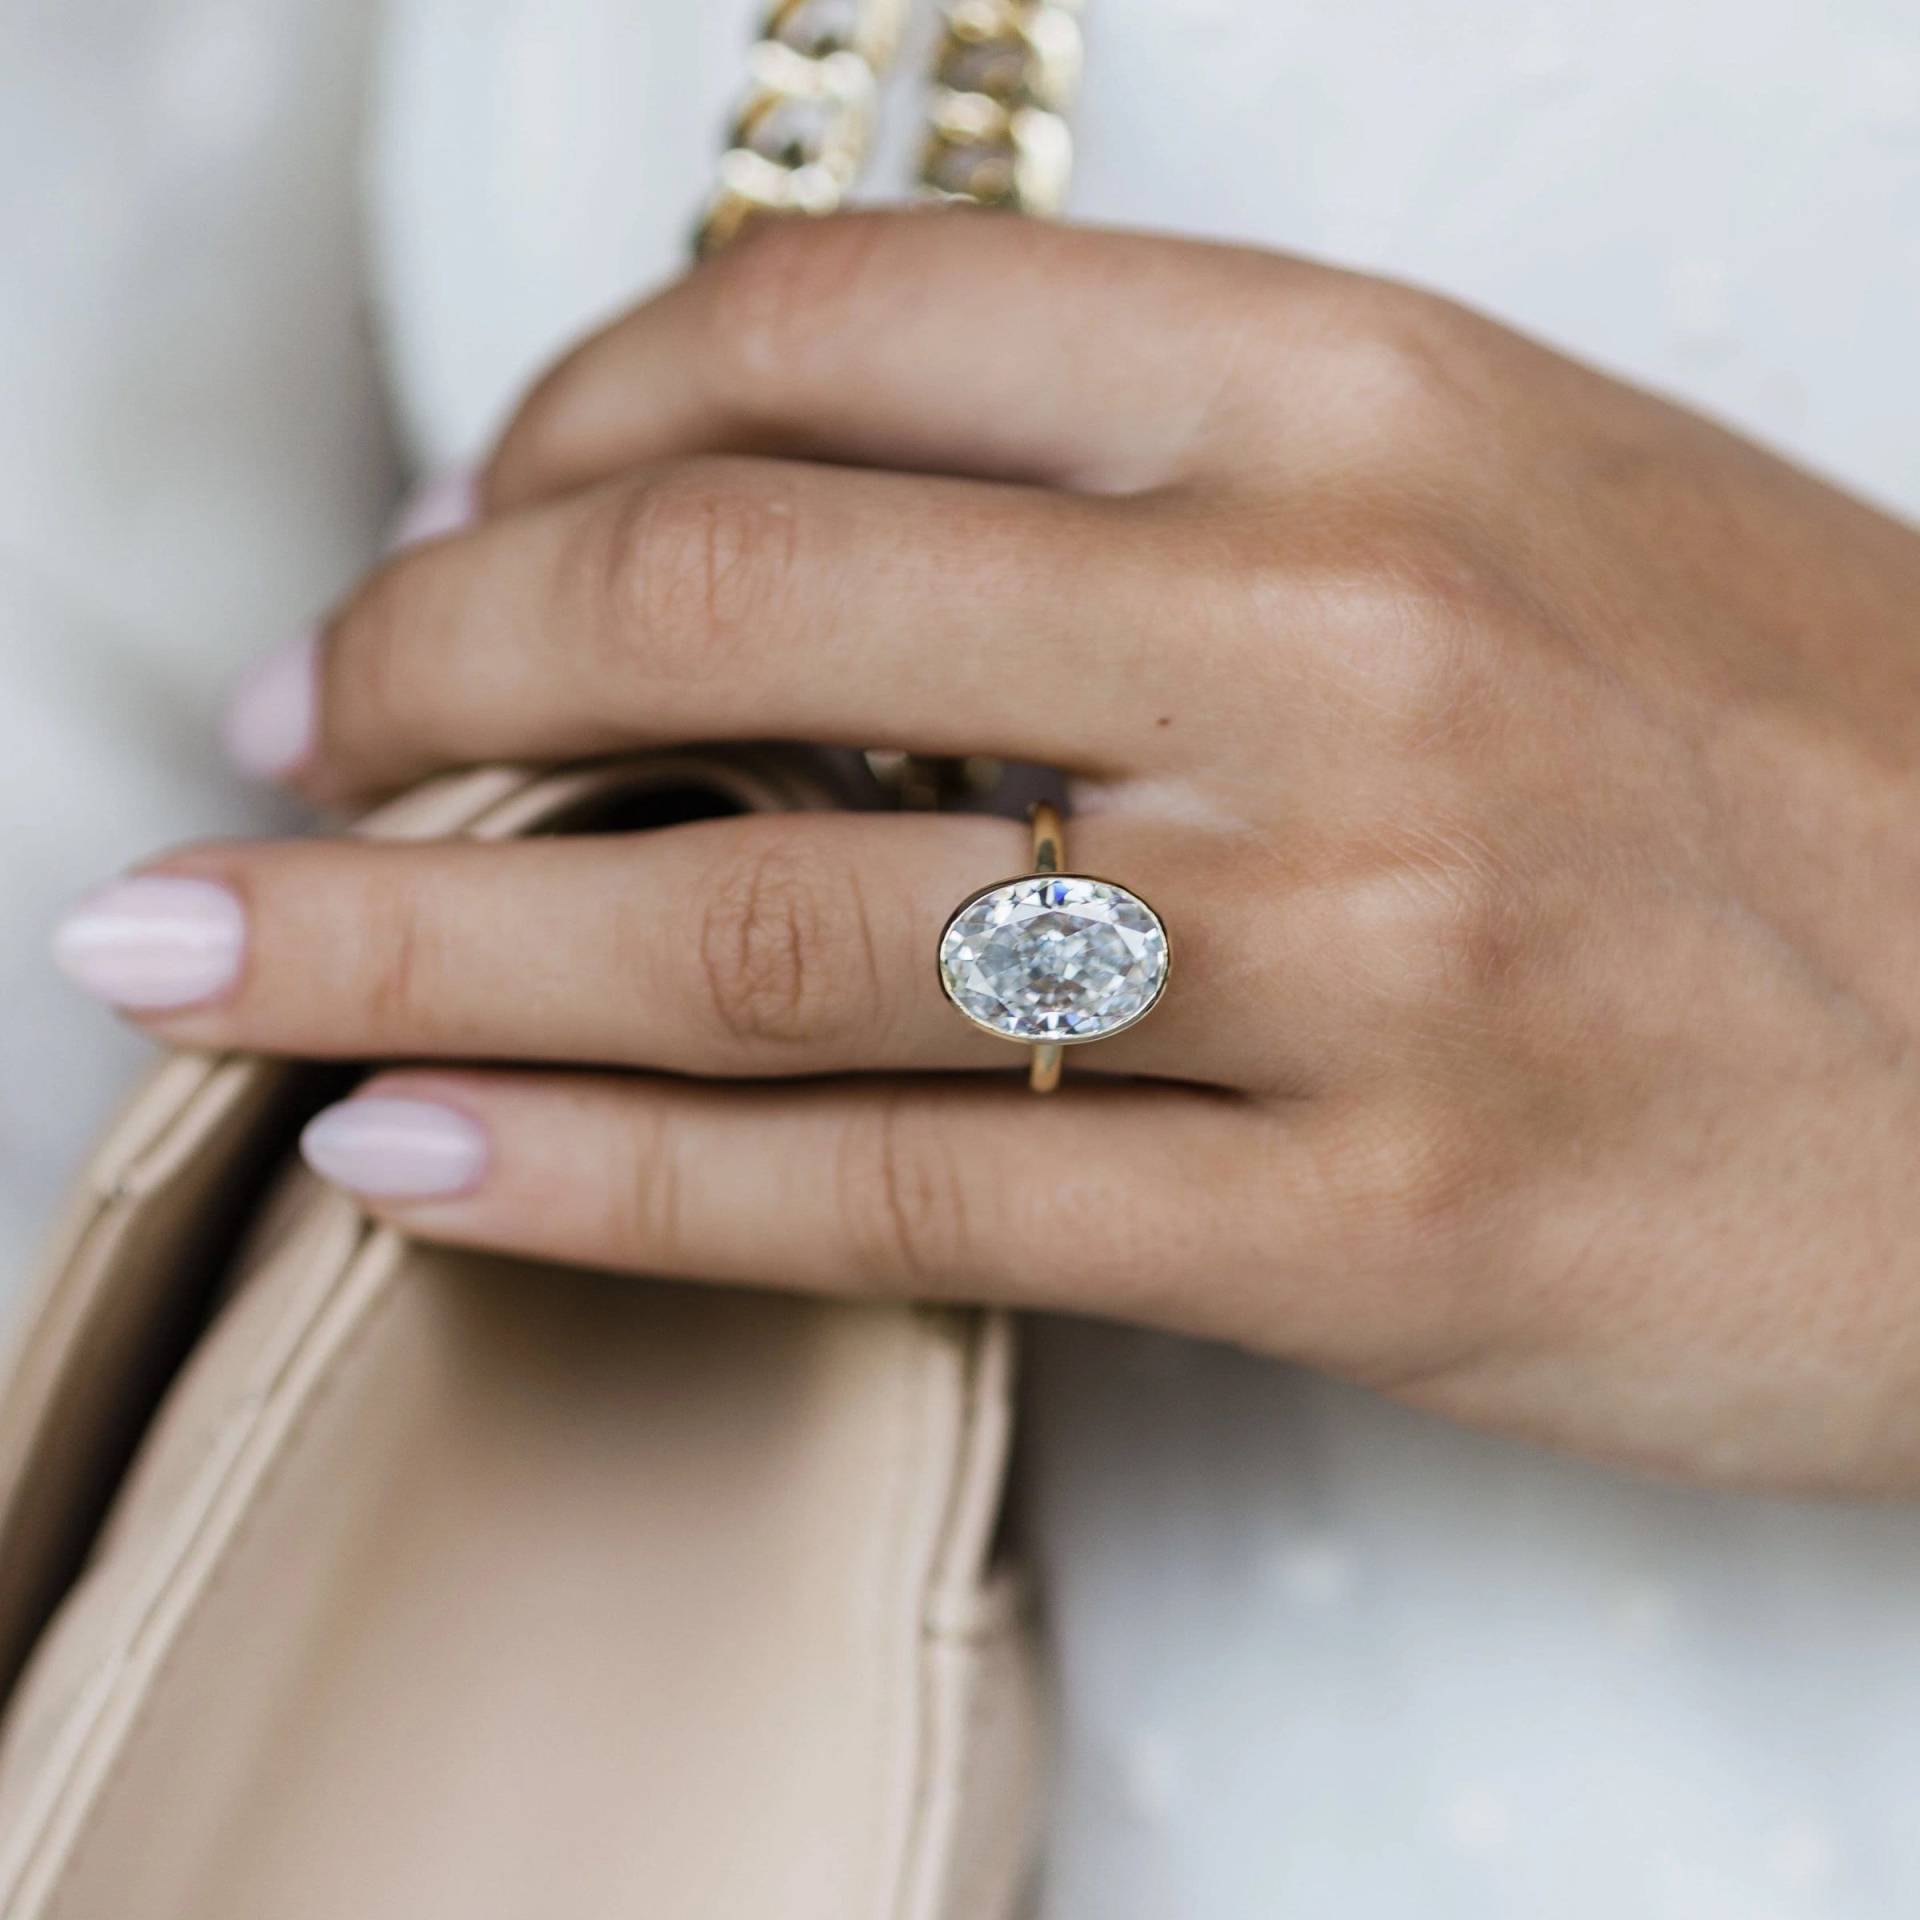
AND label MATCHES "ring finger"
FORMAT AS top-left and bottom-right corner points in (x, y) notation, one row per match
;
(56, 812), (1254, 1087)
